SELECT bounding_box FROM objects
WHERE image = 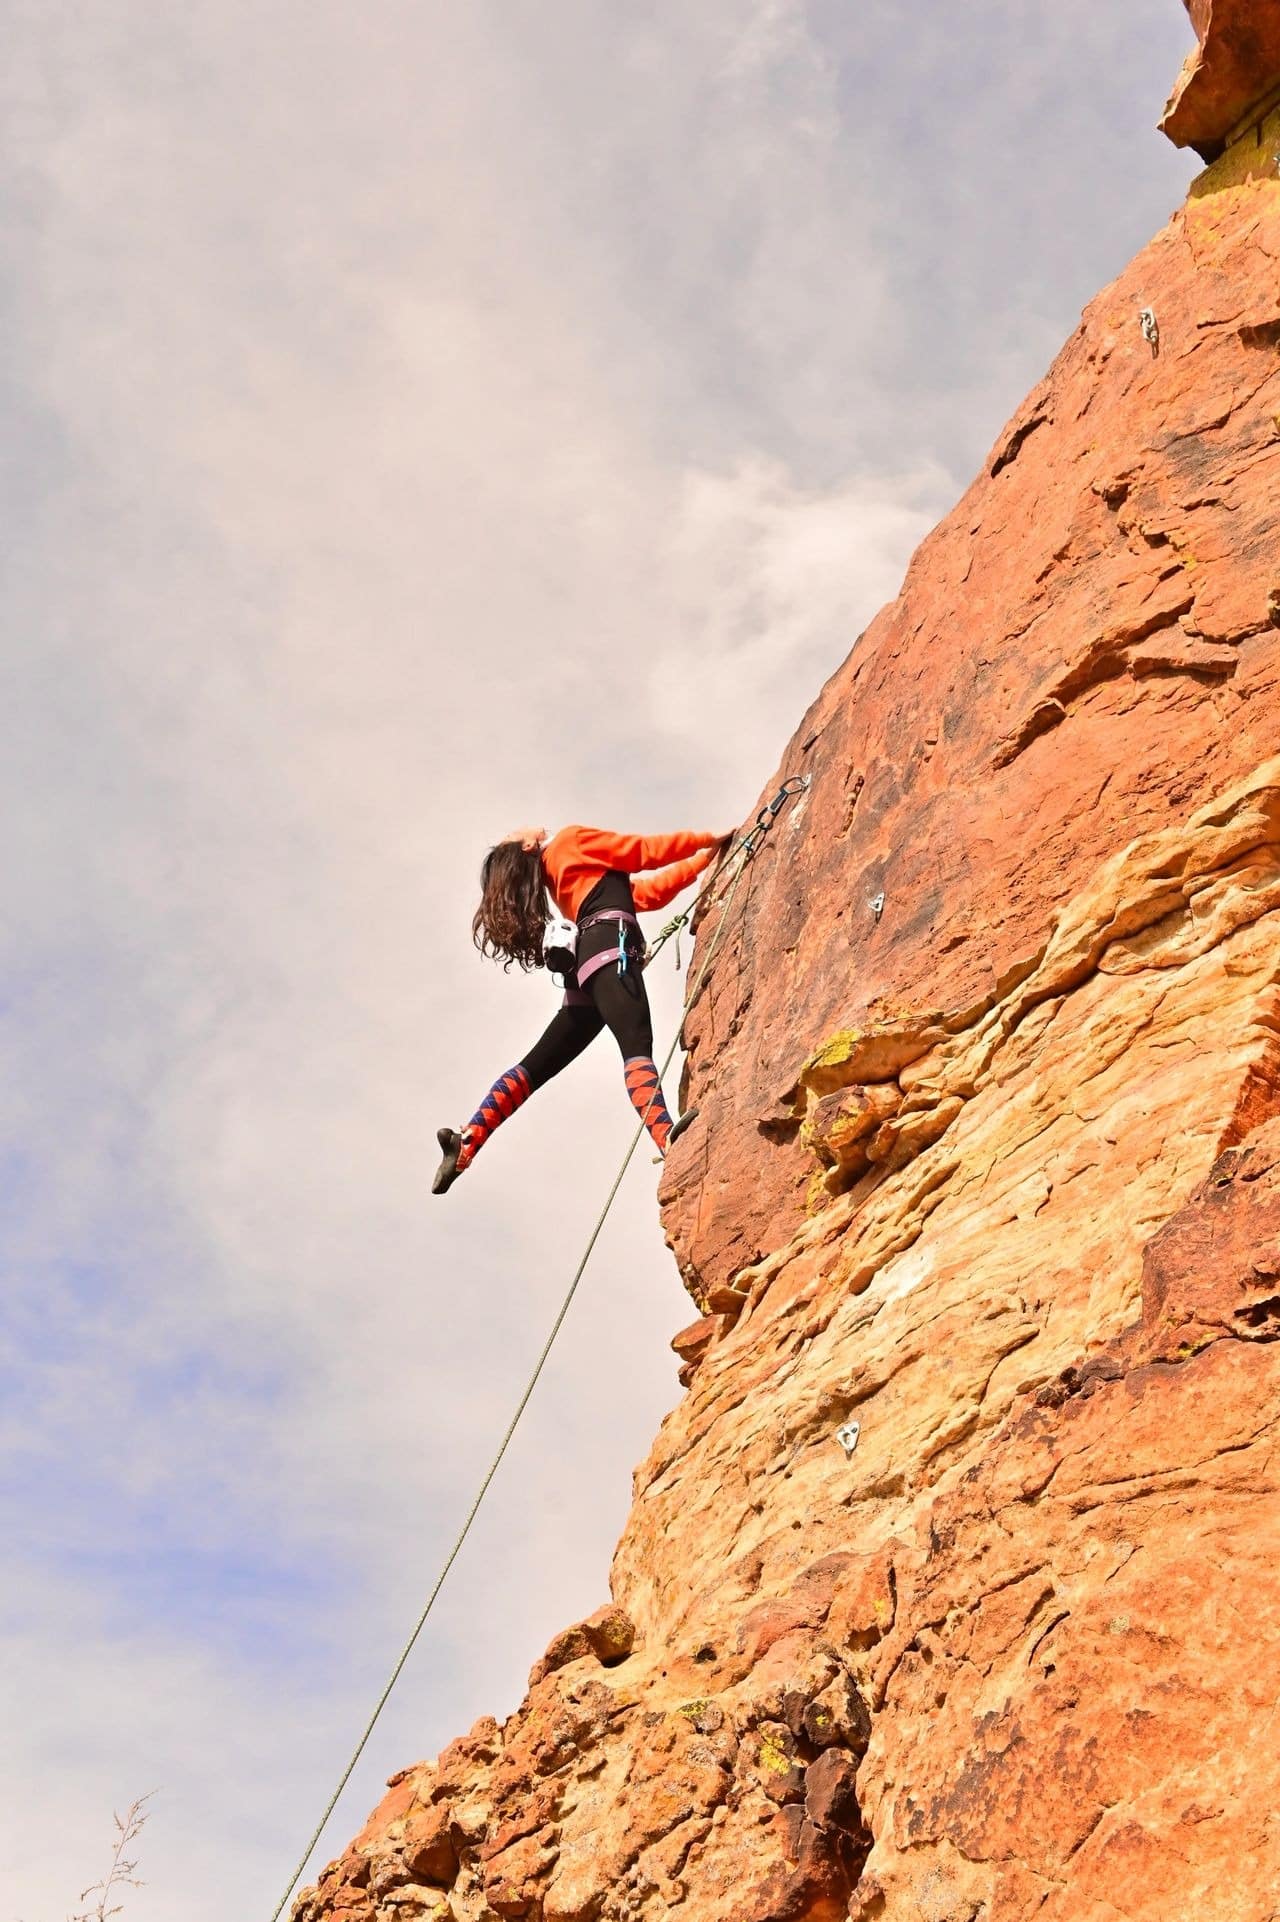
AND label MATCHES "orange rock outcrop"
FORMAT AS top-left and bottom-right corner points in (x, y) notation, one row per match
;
(1161, 0), (1280, 157)
(294, 19), (1280, 1922)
